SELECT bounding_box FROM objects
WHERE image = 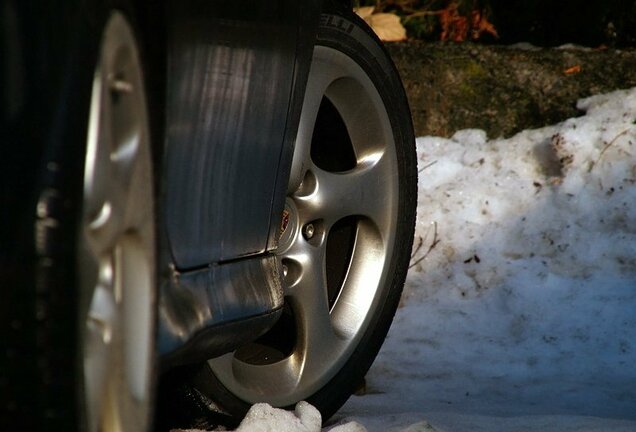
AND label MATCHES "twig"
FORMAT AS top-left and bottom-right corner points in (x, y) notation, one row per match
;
(591, 128), (631, 172)
(409, 221), (440, 269)
(418, 160), (438, 173)
(410, 236), (424, 259)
